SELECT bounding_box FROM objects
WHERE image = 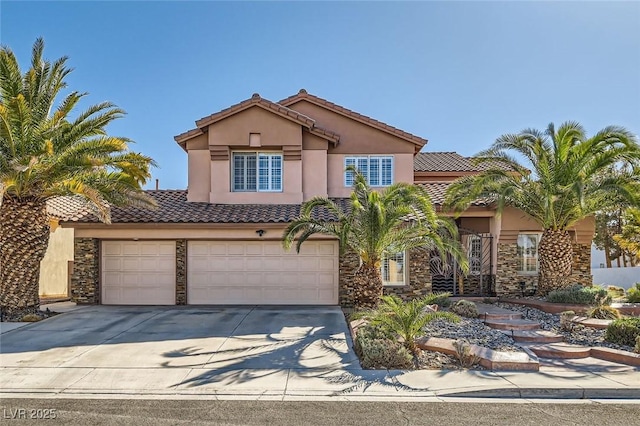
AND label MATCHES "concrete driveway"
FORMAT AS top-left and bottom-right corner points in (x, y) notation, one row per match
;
(0, 305), (374, 396)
